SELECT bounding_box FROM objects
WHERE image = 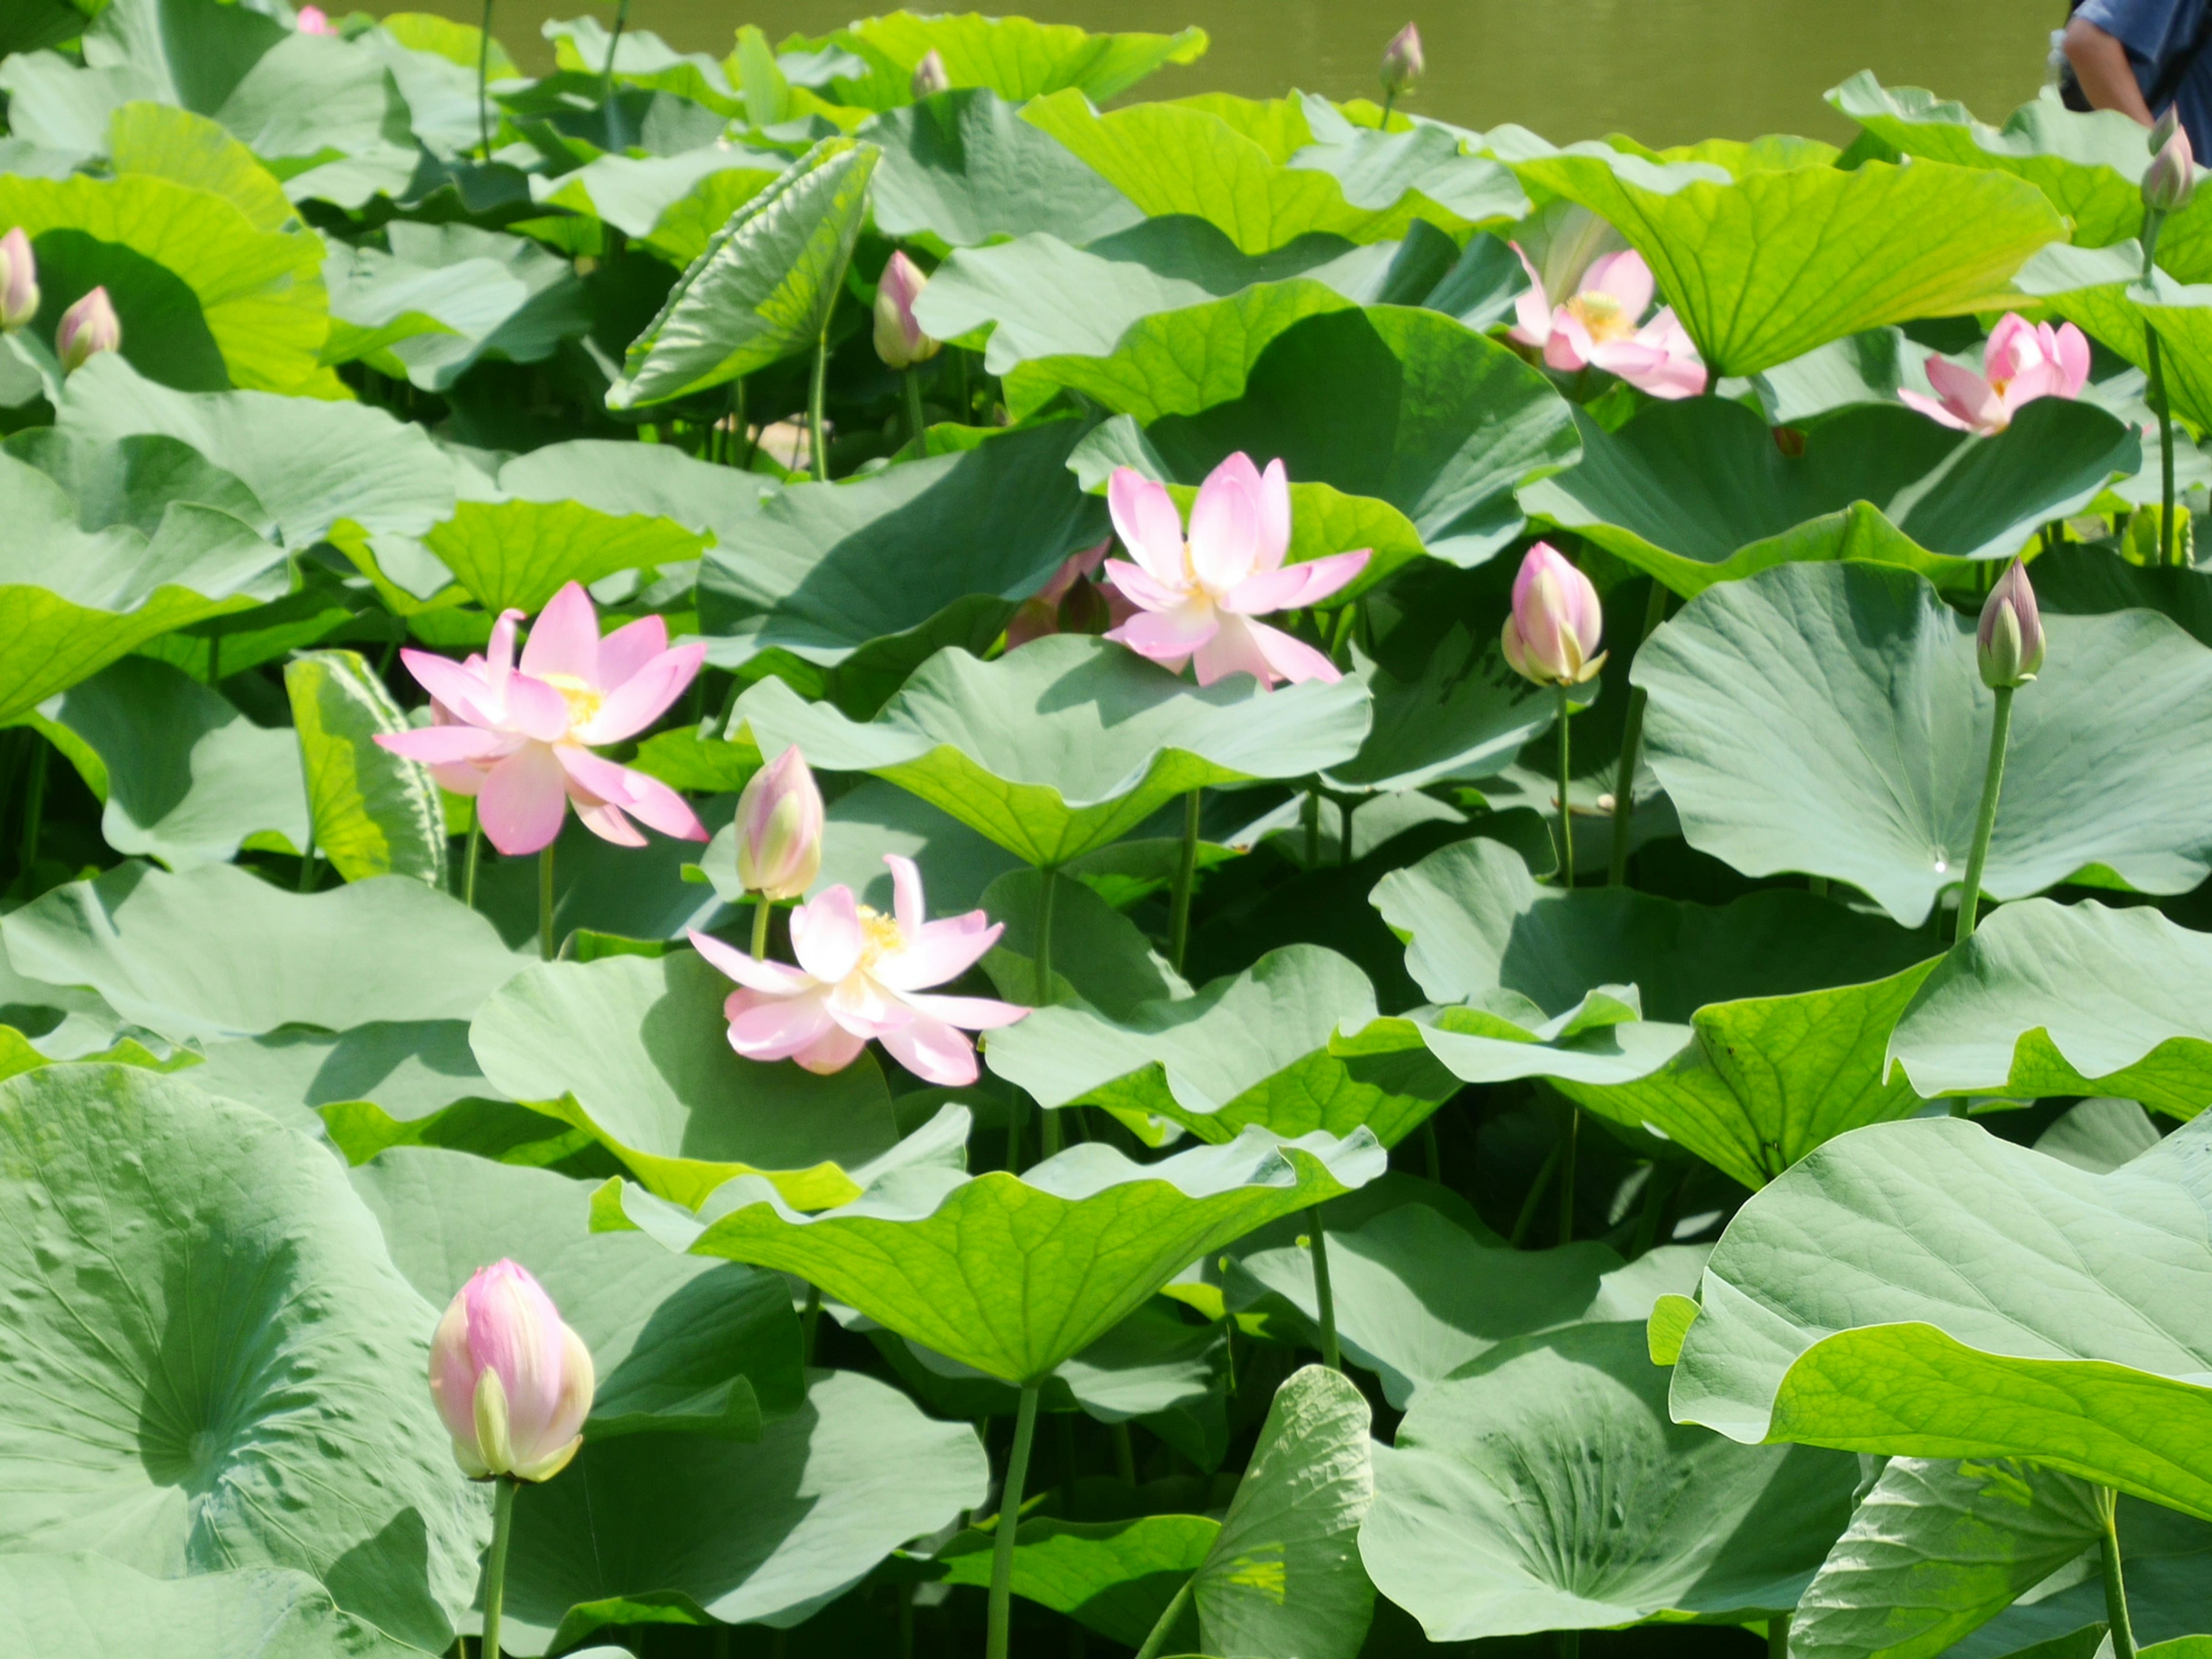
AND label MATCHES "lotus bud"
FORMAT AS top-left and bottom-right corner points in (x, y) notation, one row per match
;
(428, 1260), (594, 1483)
(1380, 23), (1423, 100)
(55, 286), (120, 373)
(735, 745), (824, 900)
(2145, 124), (2198, 214)
(296, 3), (335, 33)
(1978, 559), (2046, 689)
(911, 48), (950, 99)
(873, 250), (940, 370)
(1501, 541), (1607, 687)
(0, 229), (38, 333)
(2152, 107), (2181, 155)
